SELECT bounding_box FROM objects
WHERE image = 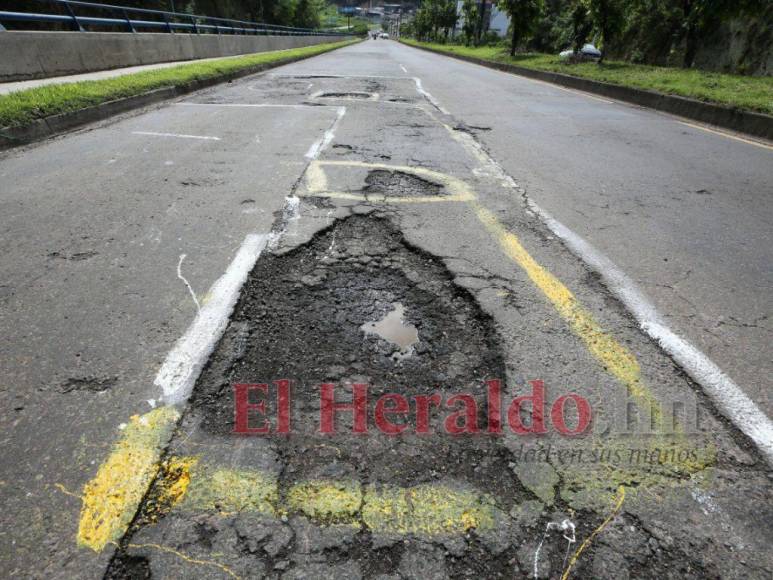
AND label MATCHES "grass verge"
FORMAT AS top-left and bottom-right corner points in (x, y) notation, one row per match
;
(0, 40), (357, 128)
(402, 39), (773, 115)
